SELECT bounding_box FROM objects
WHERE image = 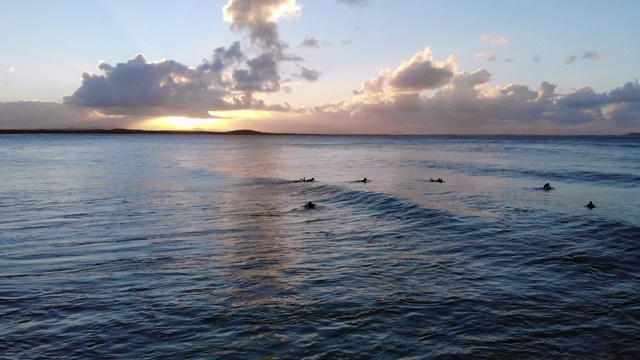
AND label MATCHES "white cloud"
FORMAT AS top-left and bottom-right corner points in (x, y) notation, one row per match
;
(481, 33), (509, 45)
(475, 51), (500, 62)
